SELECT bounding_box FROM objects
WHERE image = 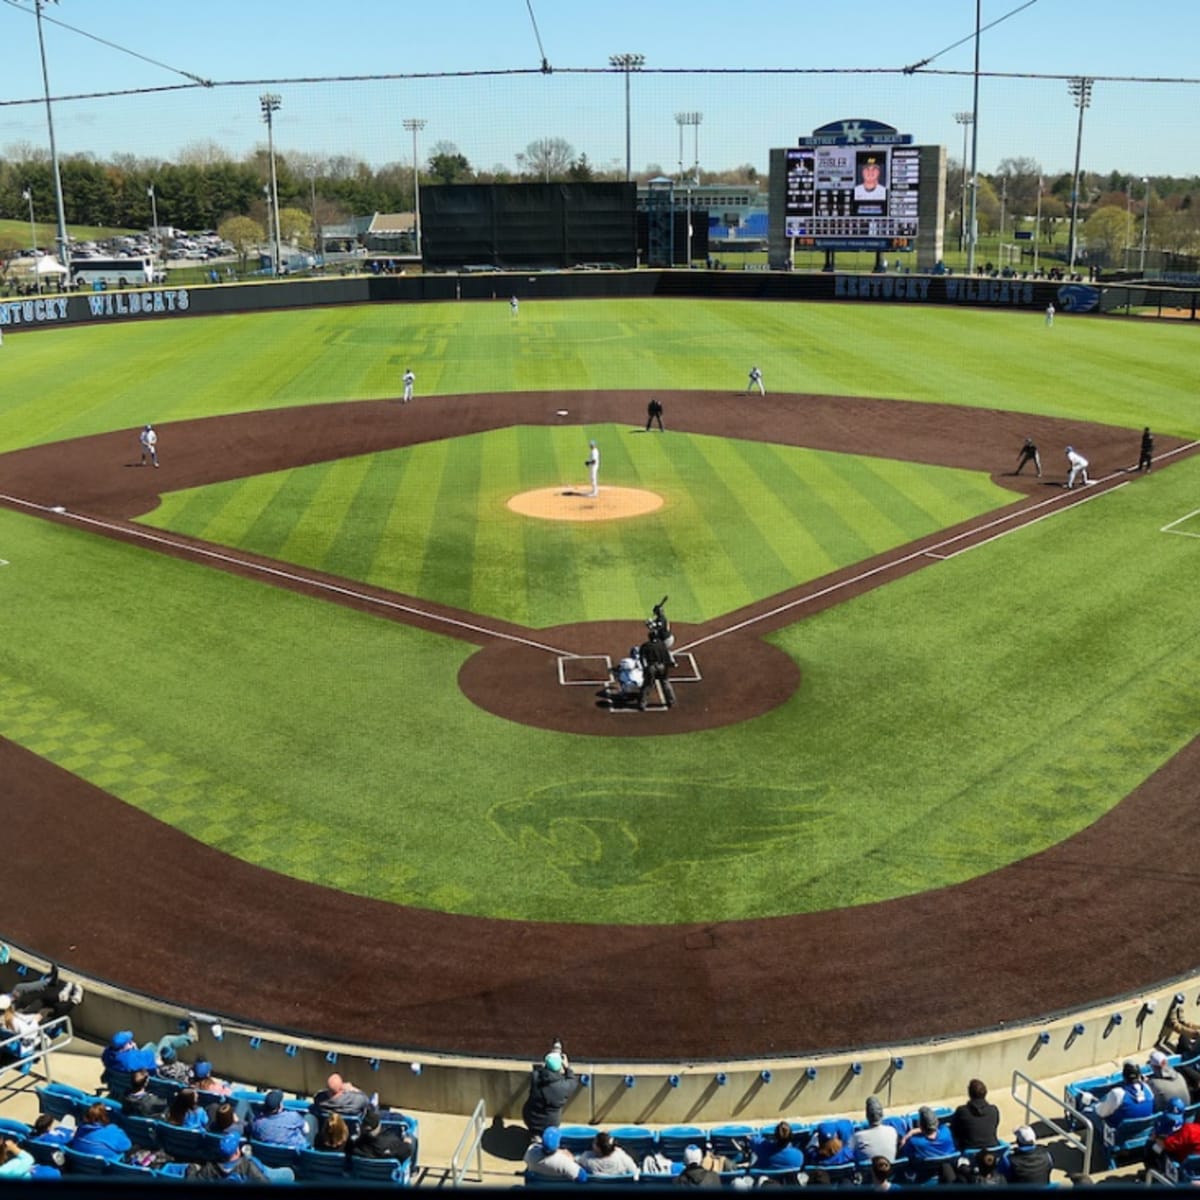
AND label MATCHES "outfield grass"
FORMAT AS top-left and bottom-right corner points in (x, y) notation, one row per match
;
(1, 299), (1199, 923)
